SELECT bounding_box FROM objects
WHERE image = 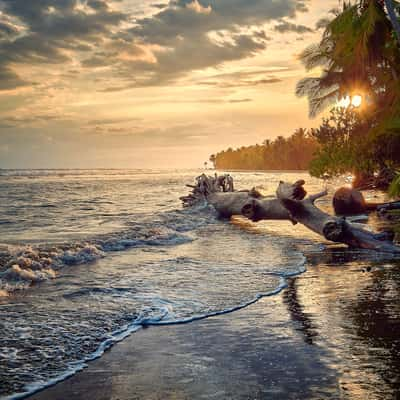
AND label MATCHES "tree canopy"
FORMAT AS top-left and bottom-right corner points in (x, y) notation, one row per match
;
(297, 0), (400, 187)
(210, 129), (319, 171)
